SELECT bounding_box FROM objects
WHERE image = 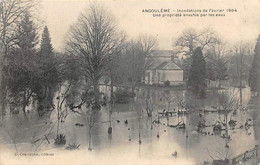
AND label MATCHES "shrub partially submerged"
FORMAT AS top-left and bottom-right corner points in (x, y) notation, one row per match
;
(164, 80), (170, 86)
(65, 142), (80, 150)
(115, 89), (135, 104)
(54, 134), (66, 145)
